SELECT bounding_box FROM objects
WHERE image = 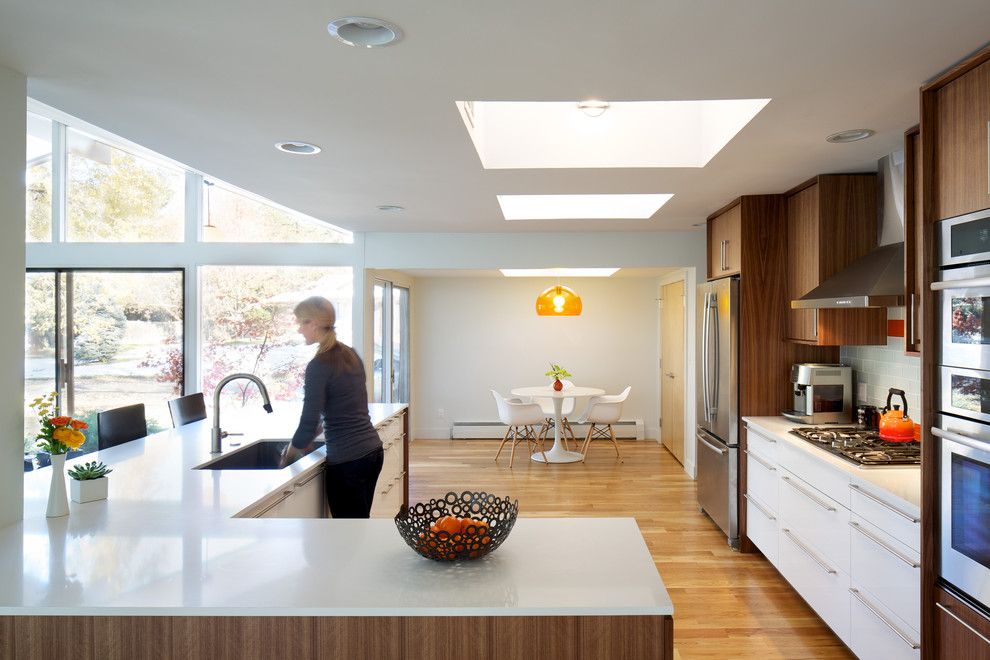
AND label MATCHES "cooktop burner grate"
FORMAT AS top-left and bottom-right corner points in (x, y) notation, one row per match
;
(788, 426), (921, 467)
